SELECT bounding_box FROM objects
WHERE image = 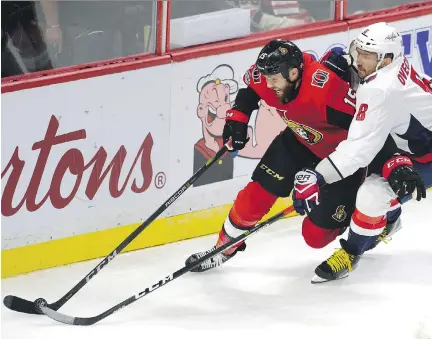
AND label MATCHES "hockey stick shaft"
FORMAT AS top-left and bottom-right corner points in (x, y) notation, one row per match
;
(4, 141), (231, 315)
(41, 205), (295, 325)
